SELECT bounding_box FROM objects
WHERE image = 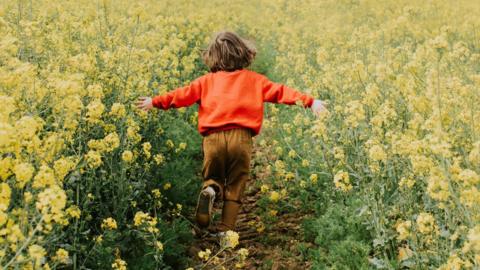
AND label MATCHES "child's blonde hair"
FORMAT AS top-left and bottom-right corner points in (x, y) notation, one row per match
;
(202, 31), (256, 72)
